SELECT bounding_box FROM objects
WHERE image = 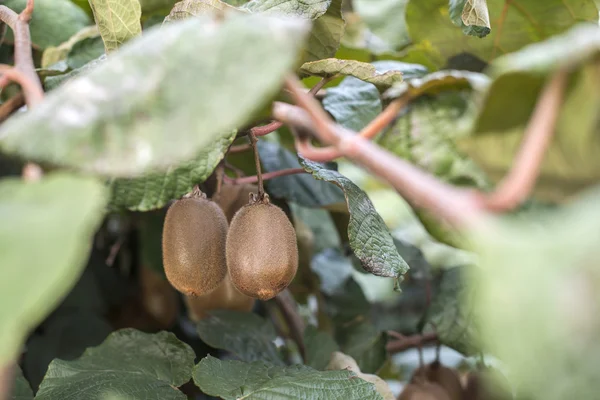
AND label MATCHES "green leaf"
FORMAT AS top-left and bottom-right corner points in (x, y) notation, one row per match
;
(11, 366), (33, 400)
(2, 0), (91, 49)
(67, 36), (106, 69)
(36, 329), (194, 400)
(0, 14), (310, 177)
(303, 0), (345, 63)
(41, 26), (100, 68)
(139, 0), (179, 14)
(301, 159), (409, 283)
(304, 325), (339, 370)
(335, 321), (387, 374)
(108, 129), (236, 211)
(89, 0), (142, 52)
(423, 266), (480, 355)
(323, 60), (428, 131)
(0, 174), (107, 364)
(43, 55), (106, 91)
(404, 0), (598, 69)
(460, 25), (600, 202)
(196, 310), (284, 364)
(353, 0), (410, 50)
(163, 0), (240, 21)
(469, 187), (600, 399)
(311, 248), (354, 296)
(449, 0), (491, 38)
(193, 355), (384, 399)
(384, 69), (488, 100)
(291, 205), (341, 253)
(242, 0), (331, 18)
(300, 58), (404, 91)
(258, 141), (345, 208)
